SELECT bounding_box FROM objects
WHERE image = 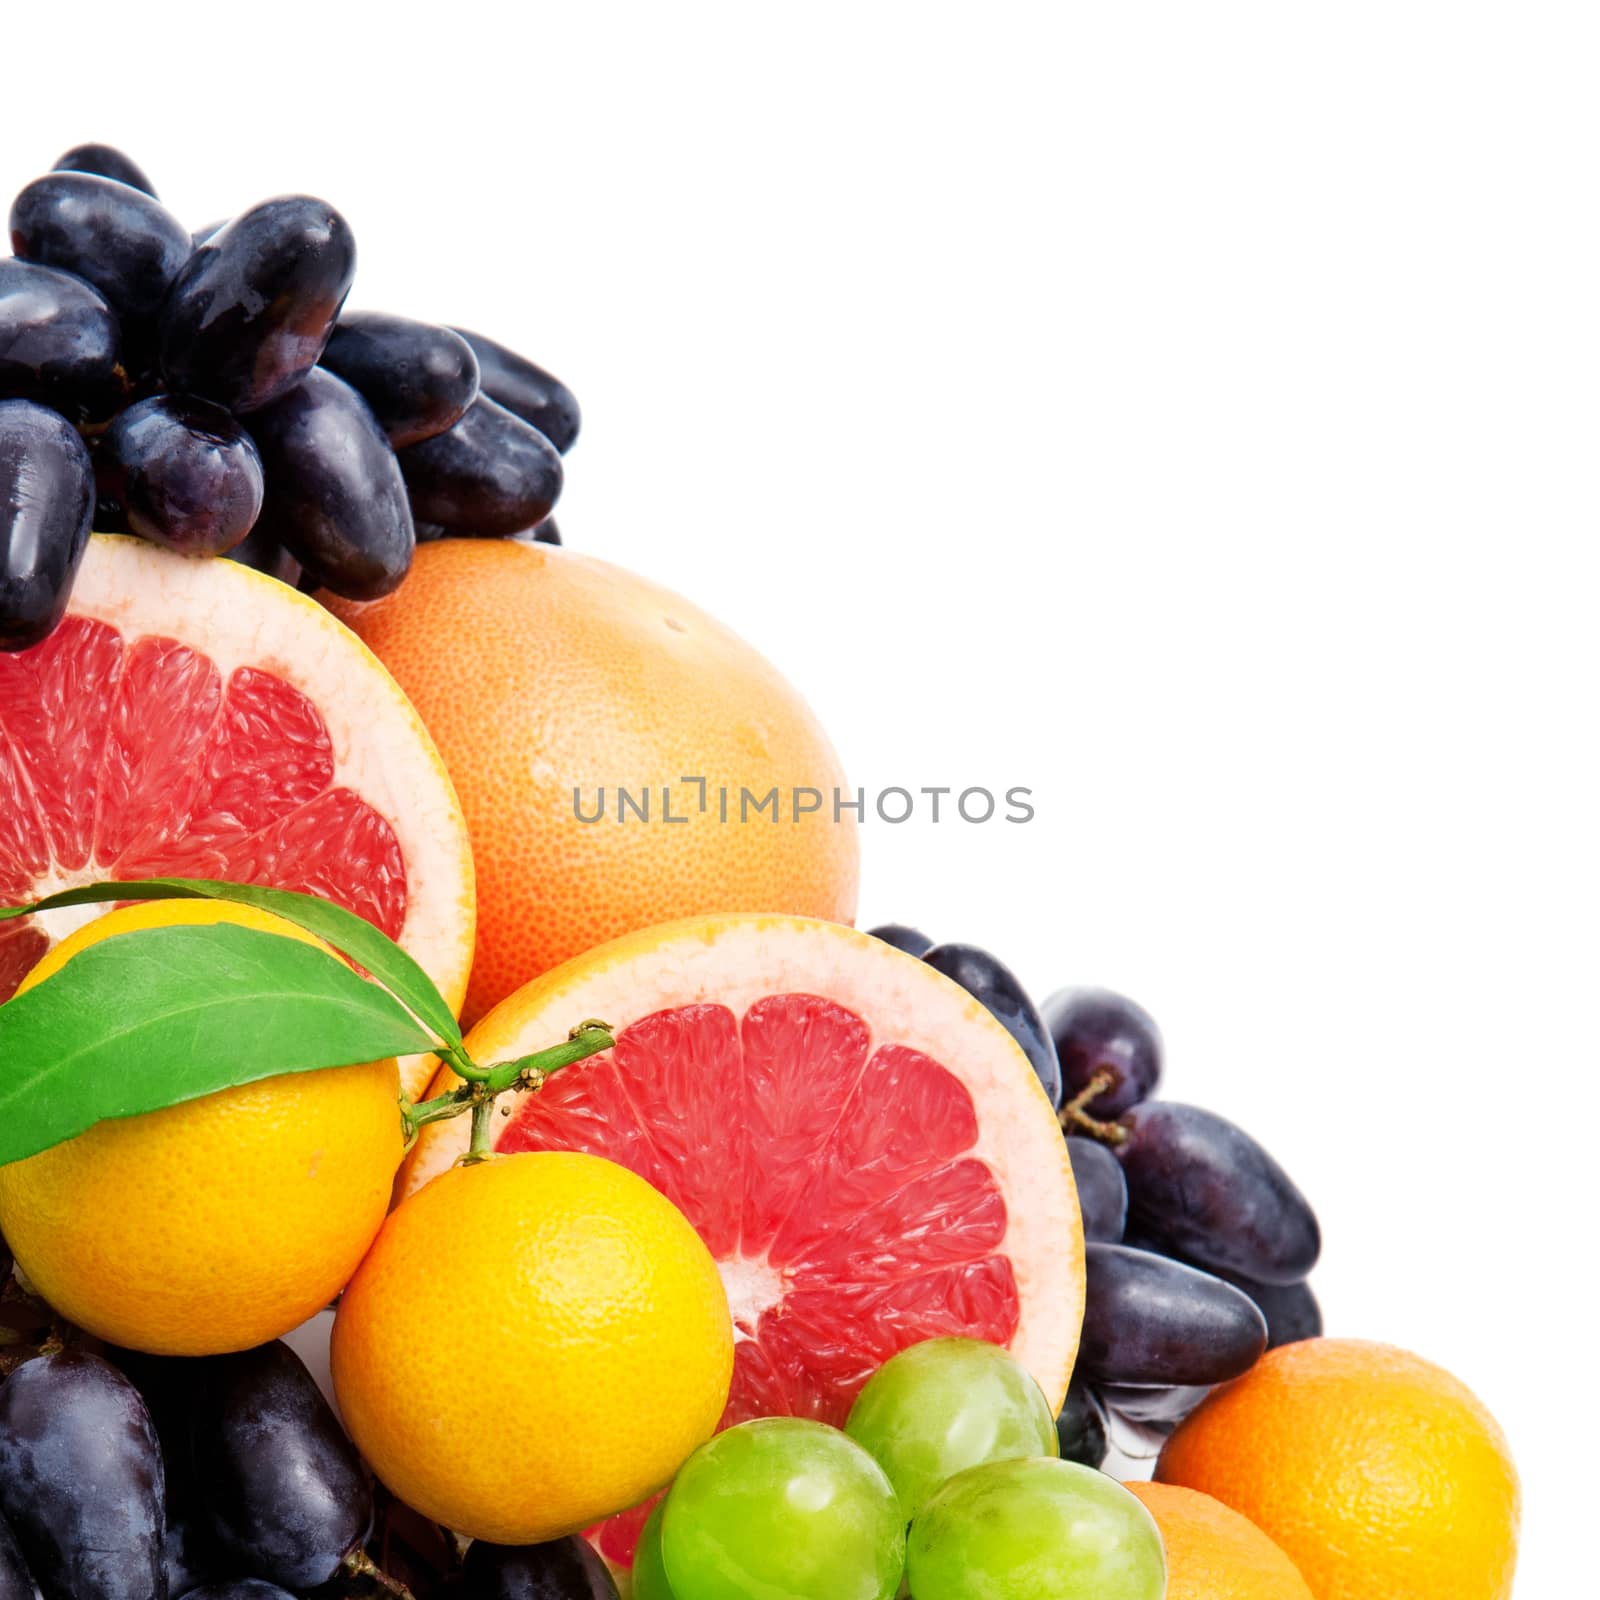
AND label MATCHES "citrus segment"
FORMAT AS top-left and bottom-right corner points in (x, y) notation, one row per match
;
(0, 536), (474, 1094)
(404, 913), (1083, 1564)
